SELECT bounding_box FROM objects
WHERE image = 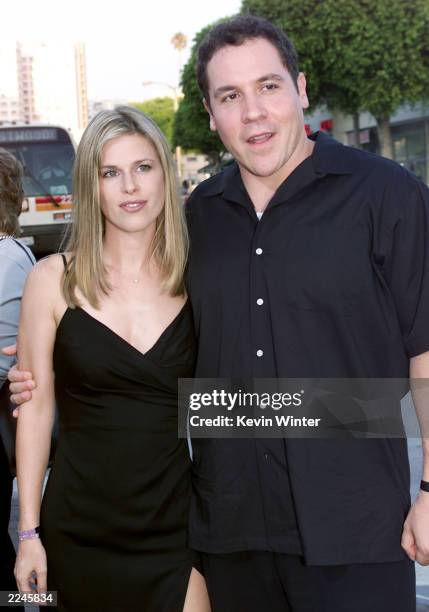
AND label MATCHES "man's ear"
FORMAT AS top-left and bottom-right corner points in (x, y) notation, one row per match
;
(203, 98), (217, 132)
(297, 72), (309, 110)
